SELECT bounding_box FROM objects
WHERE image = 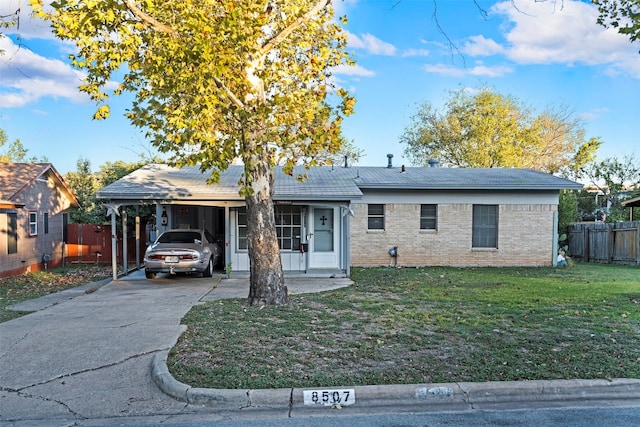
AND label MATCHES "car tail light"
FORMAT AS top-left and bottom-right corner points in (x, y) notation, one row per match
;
(148, 255), (164, 260)
(179, 254), (198, 260)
